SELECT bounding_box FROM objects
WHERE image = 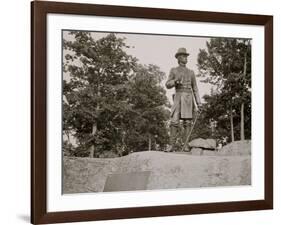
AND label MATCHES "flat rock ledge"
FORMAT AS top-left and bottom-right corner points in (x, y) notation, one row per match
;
(63, 151), (251, 193)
